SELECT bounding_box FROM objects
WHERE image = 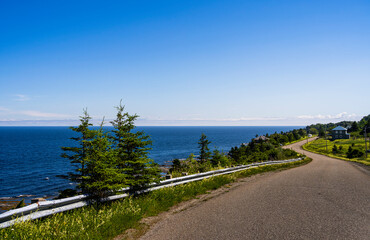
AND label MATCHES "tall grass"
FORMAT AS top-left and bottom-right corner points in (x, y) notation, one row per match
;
(1, 158), (310, 240)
